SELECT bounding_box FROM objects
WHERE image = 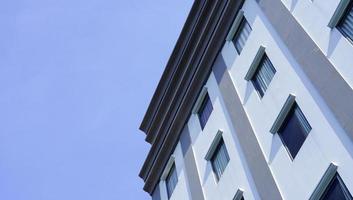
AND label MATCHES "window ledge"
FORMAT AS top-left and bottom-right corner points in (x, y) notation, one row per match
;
(226, 11), (244, 41)
(192, 86), (208, 114)
(233, 189), (244, 200)
(270, 94), (296, 134)
(328, 0), (351, 28)
(309, 163), (338, 200)
(205, 130), (223, 160)
(244, 46), (266, 81)
(161, 156), (175, 180)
